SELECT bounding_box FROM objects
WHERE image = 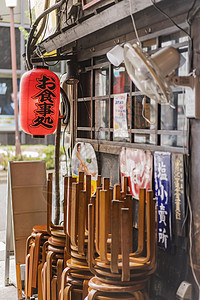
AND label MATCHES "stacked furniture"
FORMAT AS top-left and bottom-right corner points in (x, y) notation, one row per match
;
(25, 224), (50, 299)
(25, 172), (156, 300)
(41, 173), (69, 300)
(59, 172), (100, 300)
(87, 183), (156, 300)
